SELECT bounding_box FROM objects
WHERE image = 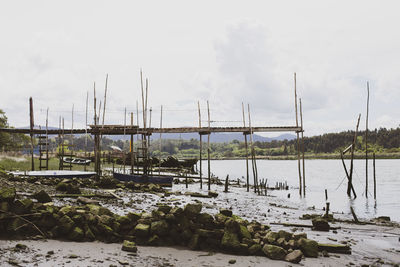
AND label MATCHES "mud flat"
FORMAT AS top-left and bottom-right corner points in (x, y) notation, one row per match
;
(0, 174), (399, 267)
